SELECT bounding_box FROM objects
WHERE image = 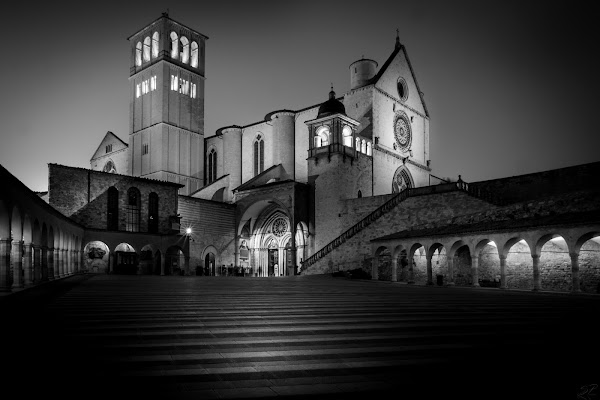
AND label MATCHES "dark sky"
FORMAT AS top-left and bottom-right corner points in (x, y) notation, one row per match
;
(1, 0), (598, 192)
